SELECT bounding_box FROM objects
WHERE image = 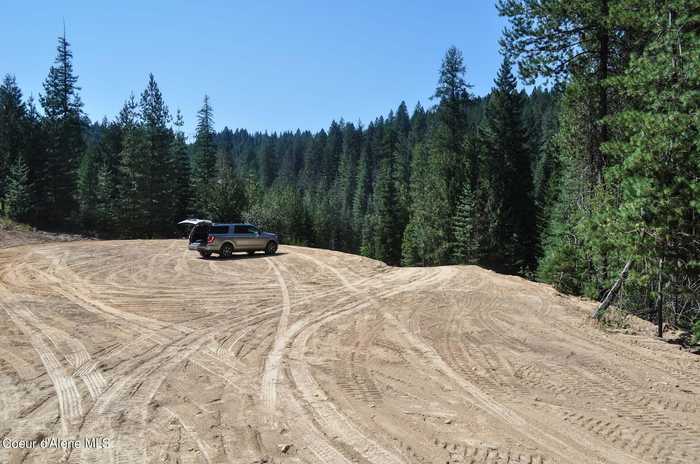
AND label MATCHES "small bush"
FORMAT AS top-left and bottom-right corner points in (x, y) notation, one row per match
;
(693, 319), (700, 345)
